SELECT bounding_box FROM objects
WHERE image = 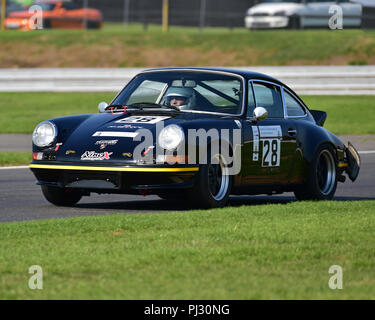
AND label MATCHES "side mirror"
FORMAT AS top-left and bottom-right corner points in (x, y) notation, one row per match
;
(253, 106), (268, 121)
(98, 102), (108, 113)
